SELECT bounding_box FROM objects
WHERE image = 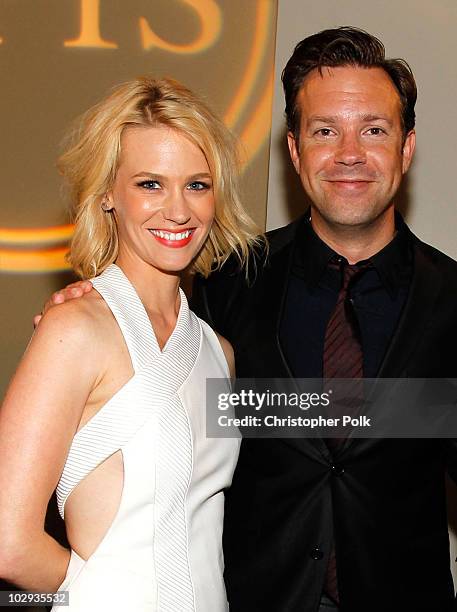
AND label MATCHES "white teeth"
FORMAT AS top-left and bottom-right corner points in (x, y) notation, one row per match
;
(149, 229), (193, 241)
